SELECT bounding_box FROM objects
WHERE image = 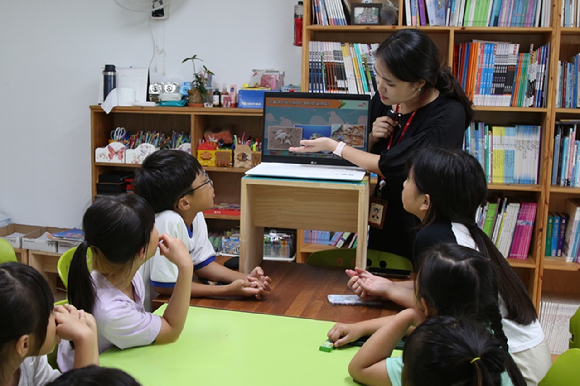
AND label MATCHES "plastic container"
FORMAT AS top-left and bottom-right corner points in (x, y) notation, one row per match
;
(294, 1), (303, 46)
(103, 64), (116, 101)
